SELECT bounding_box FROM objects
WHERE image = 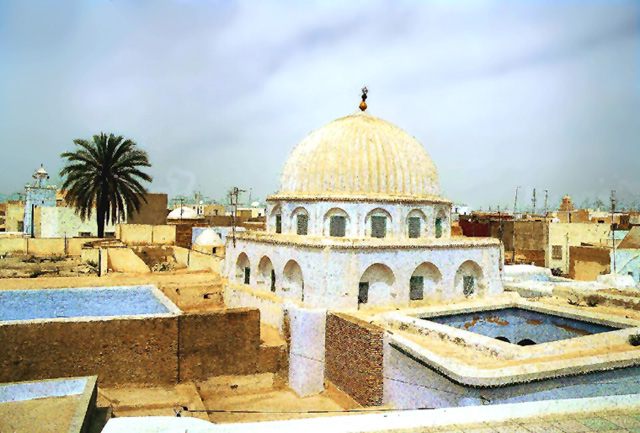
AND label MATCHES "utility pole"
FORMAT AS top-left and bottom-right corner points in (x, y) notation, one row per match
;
(512, 186), (520, 263)
(611, 189), (617, 274)
(229, 187), (246, 248)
